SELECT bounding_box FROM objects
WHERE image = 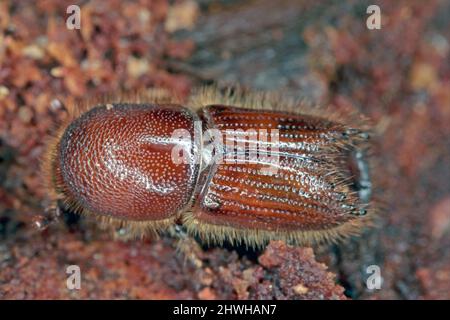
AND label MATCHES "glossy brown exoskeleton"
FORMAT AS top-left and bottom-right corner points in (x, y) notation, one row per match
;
(44, 88), (373, 247)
